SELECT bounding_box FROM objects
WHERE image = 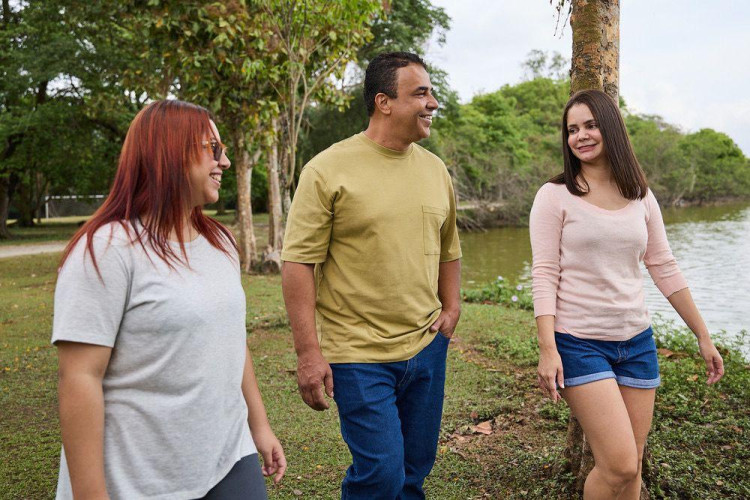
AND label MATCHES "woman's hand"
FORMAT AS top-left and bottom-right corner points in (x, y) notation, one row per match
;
(537, 347), (565, 402)
(698, 338), (725, 385)
(252, 426), (287, 485)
